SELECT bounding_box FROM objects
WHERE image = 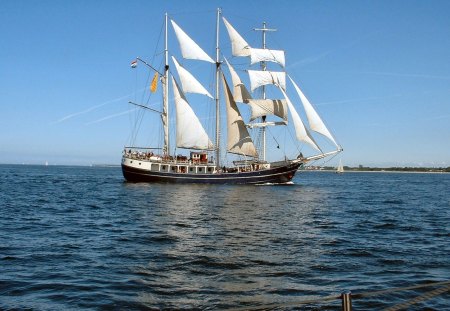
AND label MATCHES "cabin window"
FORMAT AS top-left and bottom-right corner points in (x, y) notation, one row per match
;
(198, 167), (202, 172)
(208, 167), (213, 172)
(151, 164), (159, 171)
(189, 167), (194, 172)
